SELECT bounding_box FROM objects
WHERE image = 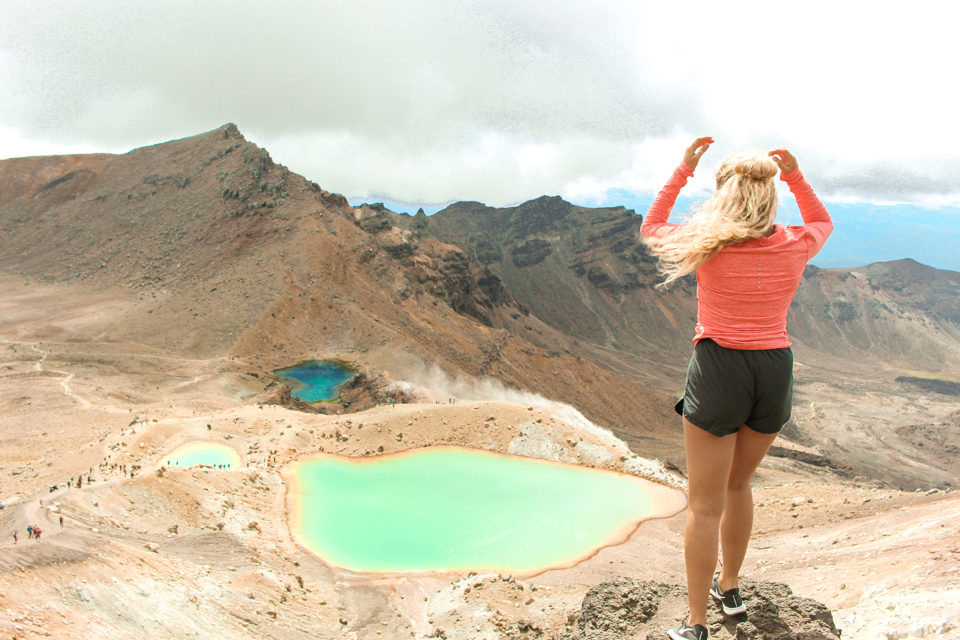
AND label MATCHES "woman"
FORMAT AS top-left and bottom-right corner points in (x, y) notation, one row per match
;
(641, 137), (832, 640)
